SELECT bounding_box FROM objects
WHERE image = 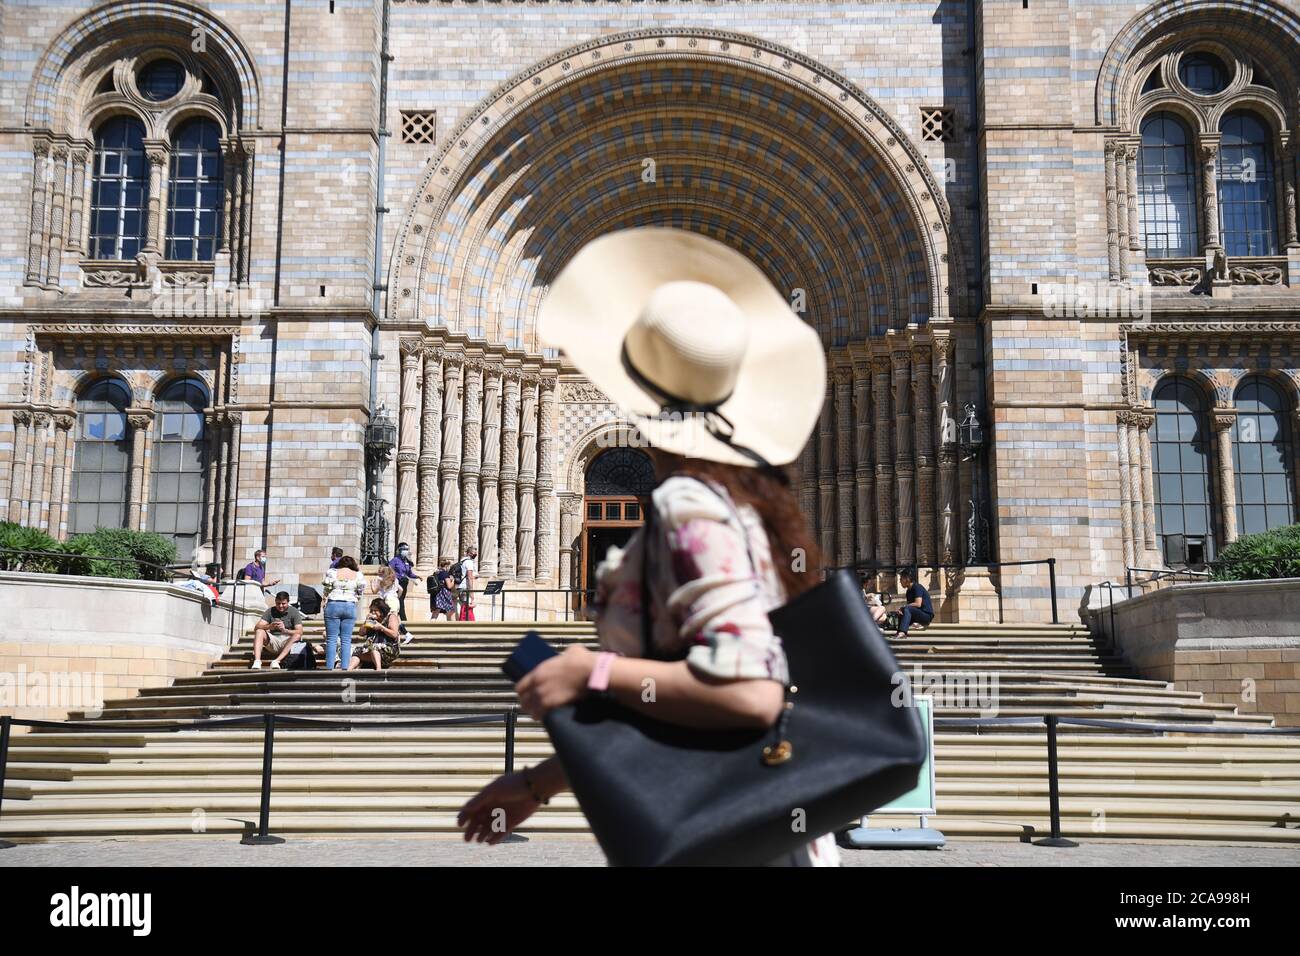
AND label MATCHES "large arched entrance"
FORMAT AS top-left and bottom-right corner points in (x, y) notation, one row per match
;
(581, 448), (656, 592)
